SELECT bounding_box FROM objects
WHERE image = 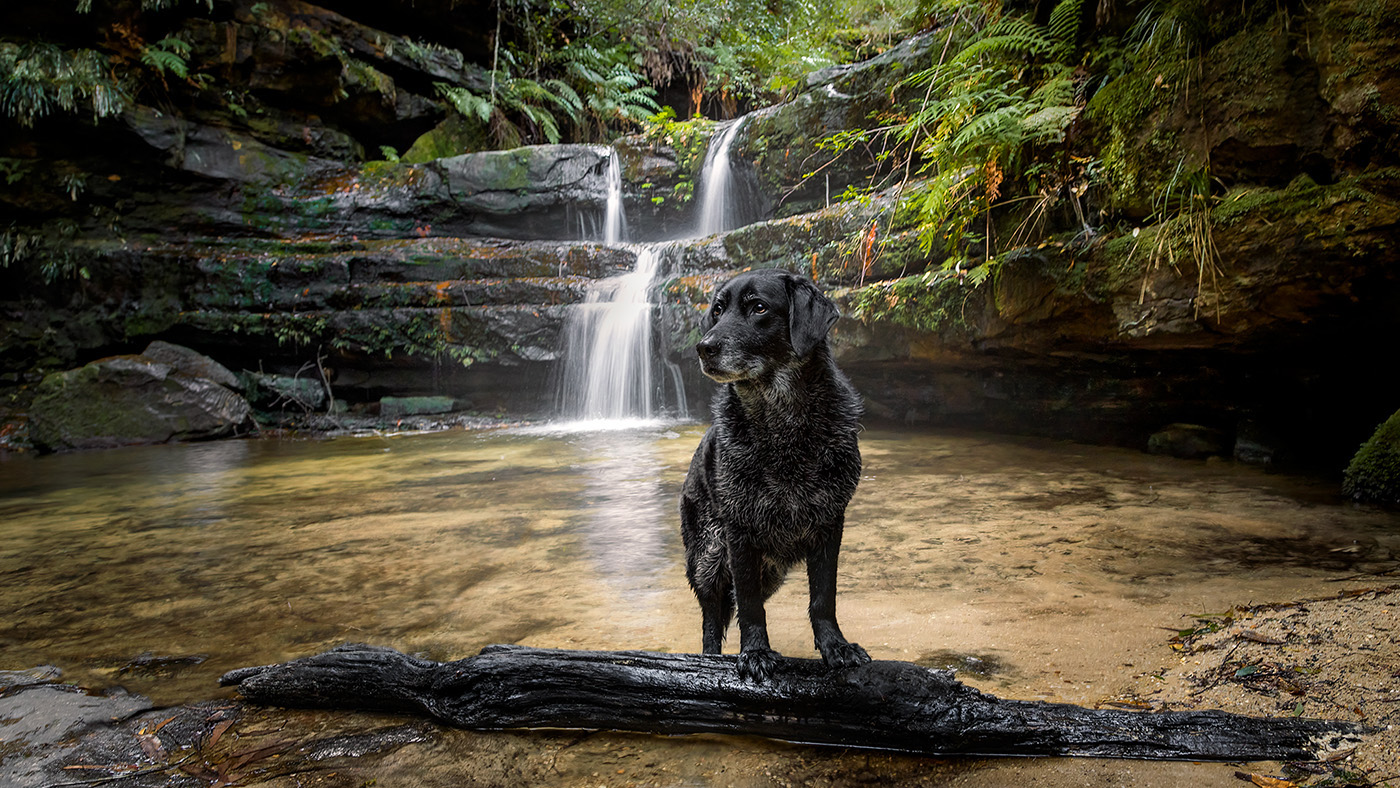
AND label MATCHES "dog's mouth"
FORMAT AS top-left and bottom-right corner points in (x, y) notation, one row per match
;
(699, 357), (744, 383)
(699, 353), (764, 384)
